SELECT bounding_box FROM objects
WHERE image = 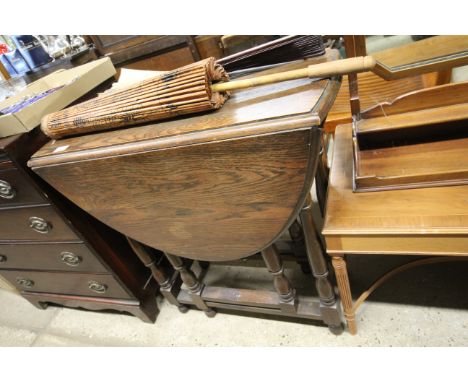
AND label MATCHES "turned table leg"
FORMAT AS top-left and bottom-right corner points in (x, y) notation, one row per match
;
(127, 237), (188, 313)
(164, 253), (216, 317)
(288, 220), (311, 274)
(261, 244), (297, 313)
(300, 194), (342, 333)
(331, 256), (357, 335)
